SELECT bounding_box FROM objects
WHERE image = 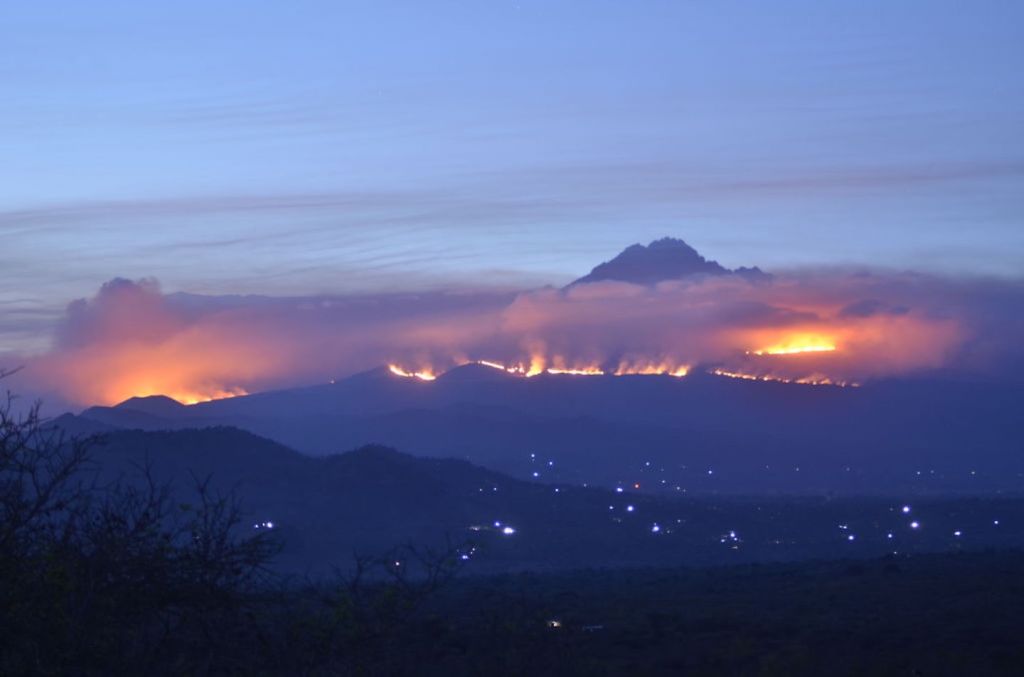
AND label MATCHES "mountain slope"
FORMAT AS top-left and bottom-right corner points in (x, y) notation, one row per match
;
(68, 367), (1024, 495)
